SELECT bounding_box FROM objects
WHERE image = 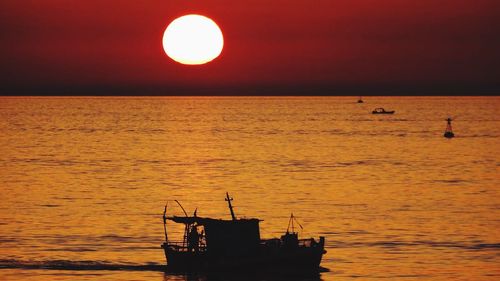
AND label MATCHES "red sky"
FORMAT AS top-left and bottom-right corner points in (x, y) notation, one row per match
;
(1, 0), (499, 95)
